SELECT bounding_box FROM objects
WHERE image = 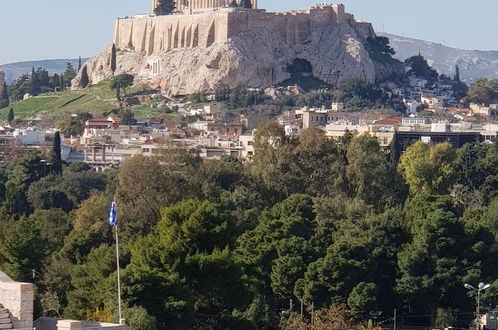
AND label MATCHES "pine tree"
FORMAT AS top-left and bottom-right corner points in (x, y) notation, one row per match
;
(0, 82), (9, 108)
(154, 0), (176, 15)
(80, 66), (89, 88)
(110, 44), (117, 75)
(7, 108), (14, 123)
(52, 131), (62, 175)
